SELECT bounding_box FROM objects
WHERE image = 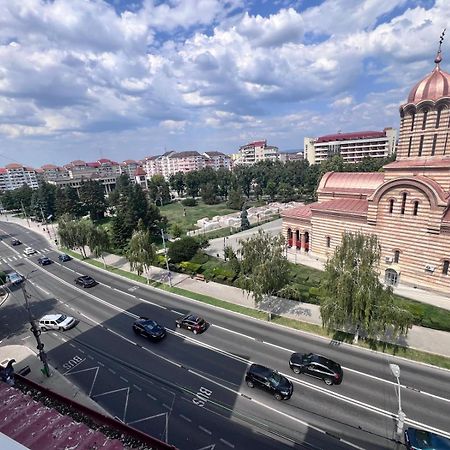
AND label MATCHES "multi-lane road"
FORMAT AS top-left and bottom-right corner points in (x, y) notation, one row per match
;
(1, 220), (450, 450)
